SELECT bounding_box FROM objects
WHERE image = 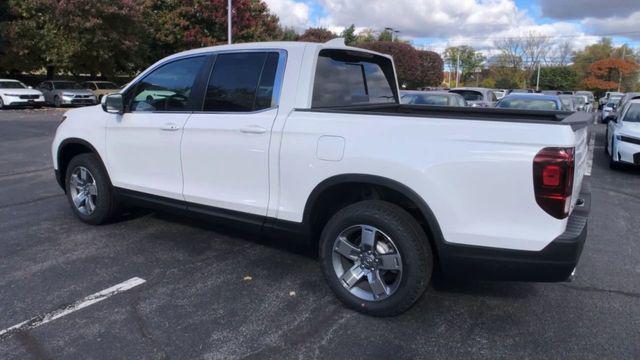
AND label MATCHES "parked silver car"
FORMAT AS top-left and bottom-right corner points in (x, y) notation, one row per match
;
(400, 90), (467, 107)
(36, 81), (97, 107)
(448, 87), (497, 107)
